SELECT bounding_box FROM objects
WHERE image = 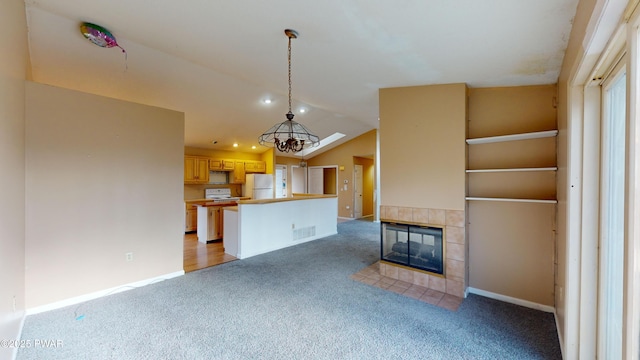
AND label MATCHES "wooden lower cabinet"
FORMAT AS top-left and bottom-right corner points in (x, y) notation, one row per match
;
(185, 207), (197, 232)
(197, 205), (224, 242)
(208, 206), (224, 240)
